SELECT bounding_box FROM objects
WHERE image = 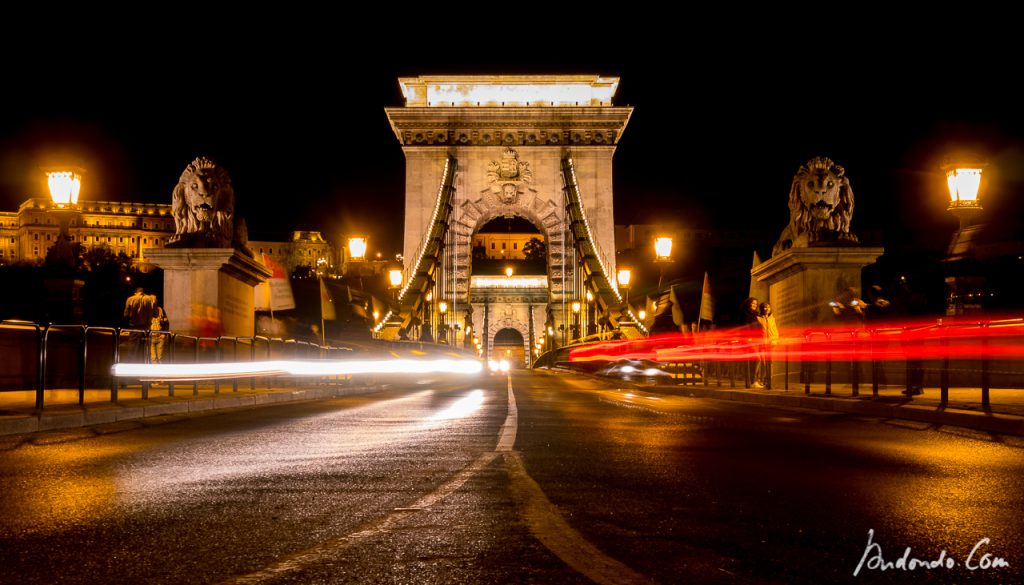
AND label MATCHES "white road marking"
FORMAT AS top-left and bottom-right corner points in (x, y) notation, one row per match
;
(223, 374), (652, 585)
